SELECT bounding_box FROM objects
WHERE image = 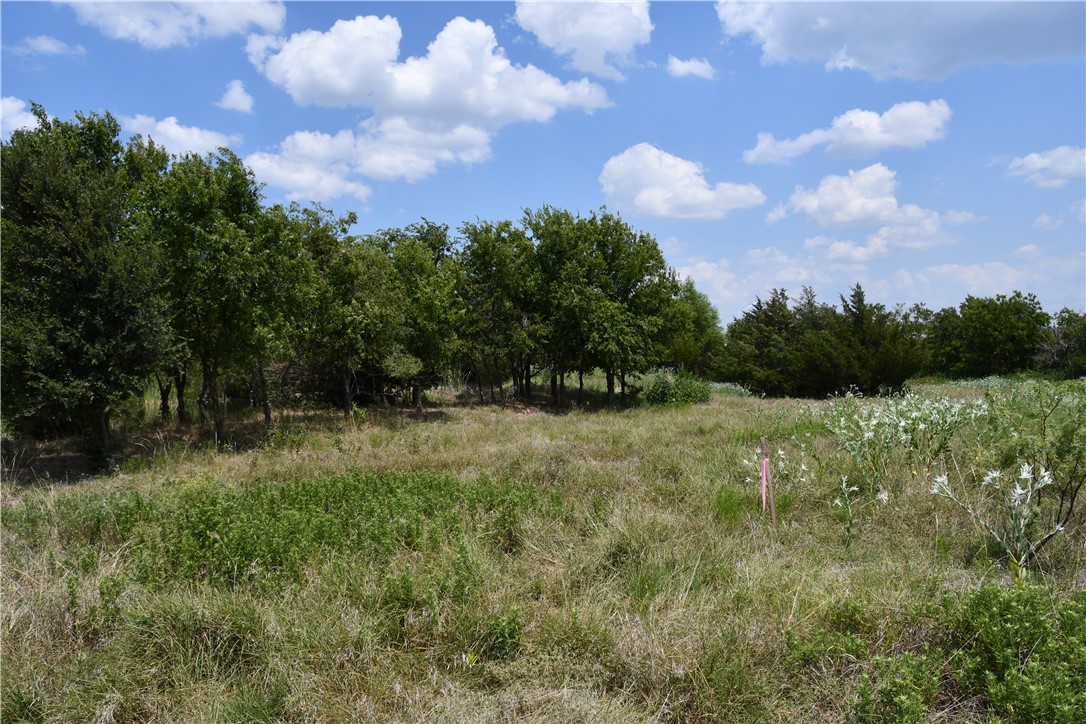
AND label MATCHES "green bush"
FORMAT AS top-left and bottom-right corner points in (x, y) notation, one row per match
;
(942, 585), (1086, 722)
(644, 371), (711, 406)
